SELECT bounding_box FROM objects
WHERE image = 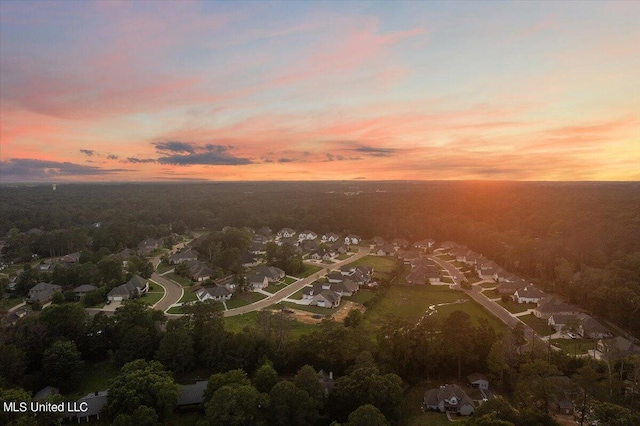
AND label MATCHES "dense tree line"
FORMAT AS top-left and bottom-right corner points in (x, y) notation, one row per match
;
(1, 181), (637, 336)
